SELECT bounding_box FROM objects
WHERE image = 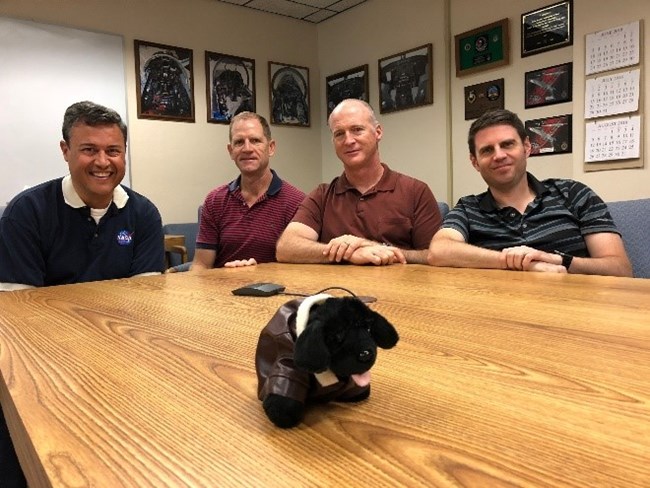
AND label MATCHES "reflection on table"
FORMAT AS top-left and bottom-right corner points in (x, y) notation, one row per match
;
(1, 263), (649, 487)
